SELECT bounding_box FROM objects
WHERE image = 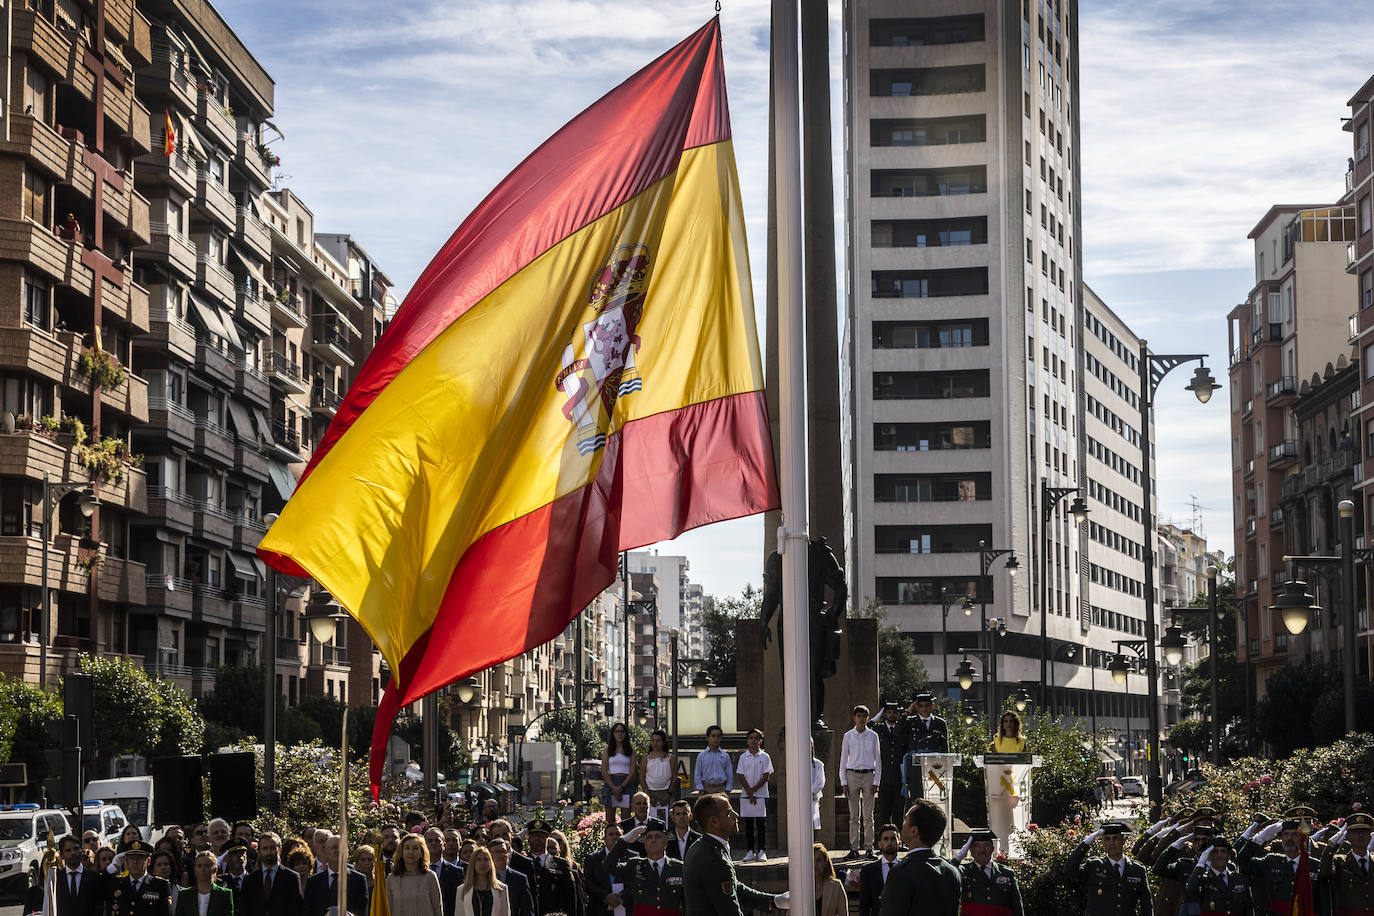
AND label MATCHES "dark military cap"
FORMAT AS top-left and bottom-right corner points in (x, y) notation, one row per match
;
(641, 818), (668, 835)
(526, 818), (555, 836)
(881, 701), (902, 712)
(222, 837), (252, 853)
(1346, 812), (1374, 830)
(913, 692), (934, 703)
(123, 841), (154, 857)
(1192, 806), (1217, 822)
(1281, 820), (1302, 832)
(1192, 825), (1215, 839)
(1209, 837), (1232, 850)
(969, 828), (997, 842)
(1101, 822), (1129, 836)
(1285, 805), (1318, 822)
